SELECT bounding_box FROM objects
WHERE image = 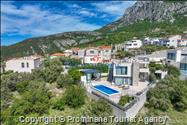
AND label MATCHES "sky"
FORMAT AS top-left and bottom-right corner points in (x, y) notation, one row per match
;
(1, 1), (136, 46)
